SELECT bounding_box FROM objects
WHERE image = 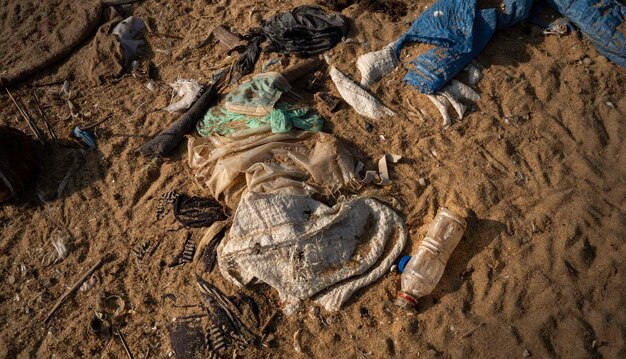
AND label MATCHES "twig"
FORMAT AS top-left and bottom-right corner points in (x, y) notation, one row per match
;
(260, 310), (280, 335)
(460, 322), (485, 338)
(32, 90), (58, 140)
(117, 329), (135, 359)
(175, 313), (208, 321)
(44, 255), (109, 323)
(2, 81), (45, 143)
